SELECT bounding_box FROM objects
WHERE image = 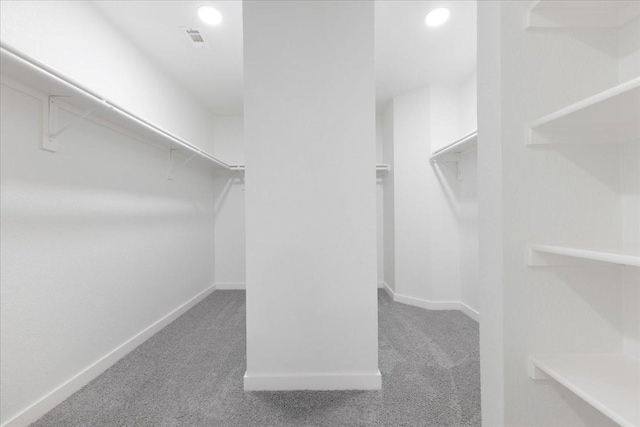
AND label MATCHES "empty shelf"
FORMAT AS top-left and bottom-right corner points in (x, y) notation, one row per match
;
(528, 244), (640, 267)
(220, 165), (390, 174)
(0, 44), (234, 170)
(529, 353), (640, 427)
(525, 0), (640, 29)
(526, 78), (640, 145)
(430, 130), (477, 162)
(376, 164), (391, 175)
